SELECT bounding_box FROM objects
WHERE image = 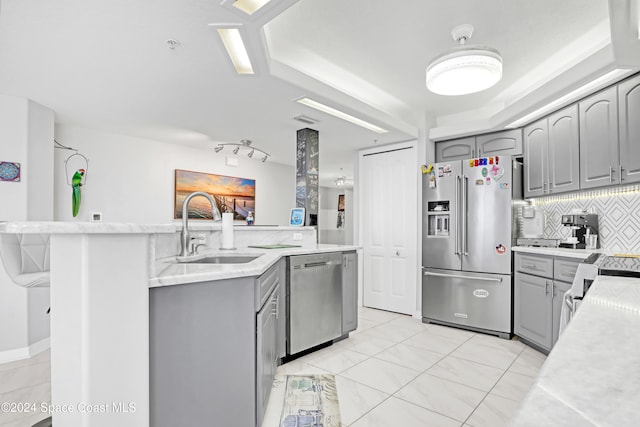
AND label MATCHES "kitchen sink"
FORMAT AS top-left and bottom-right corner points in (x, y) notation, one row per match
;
(177, 255), (260, 264)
